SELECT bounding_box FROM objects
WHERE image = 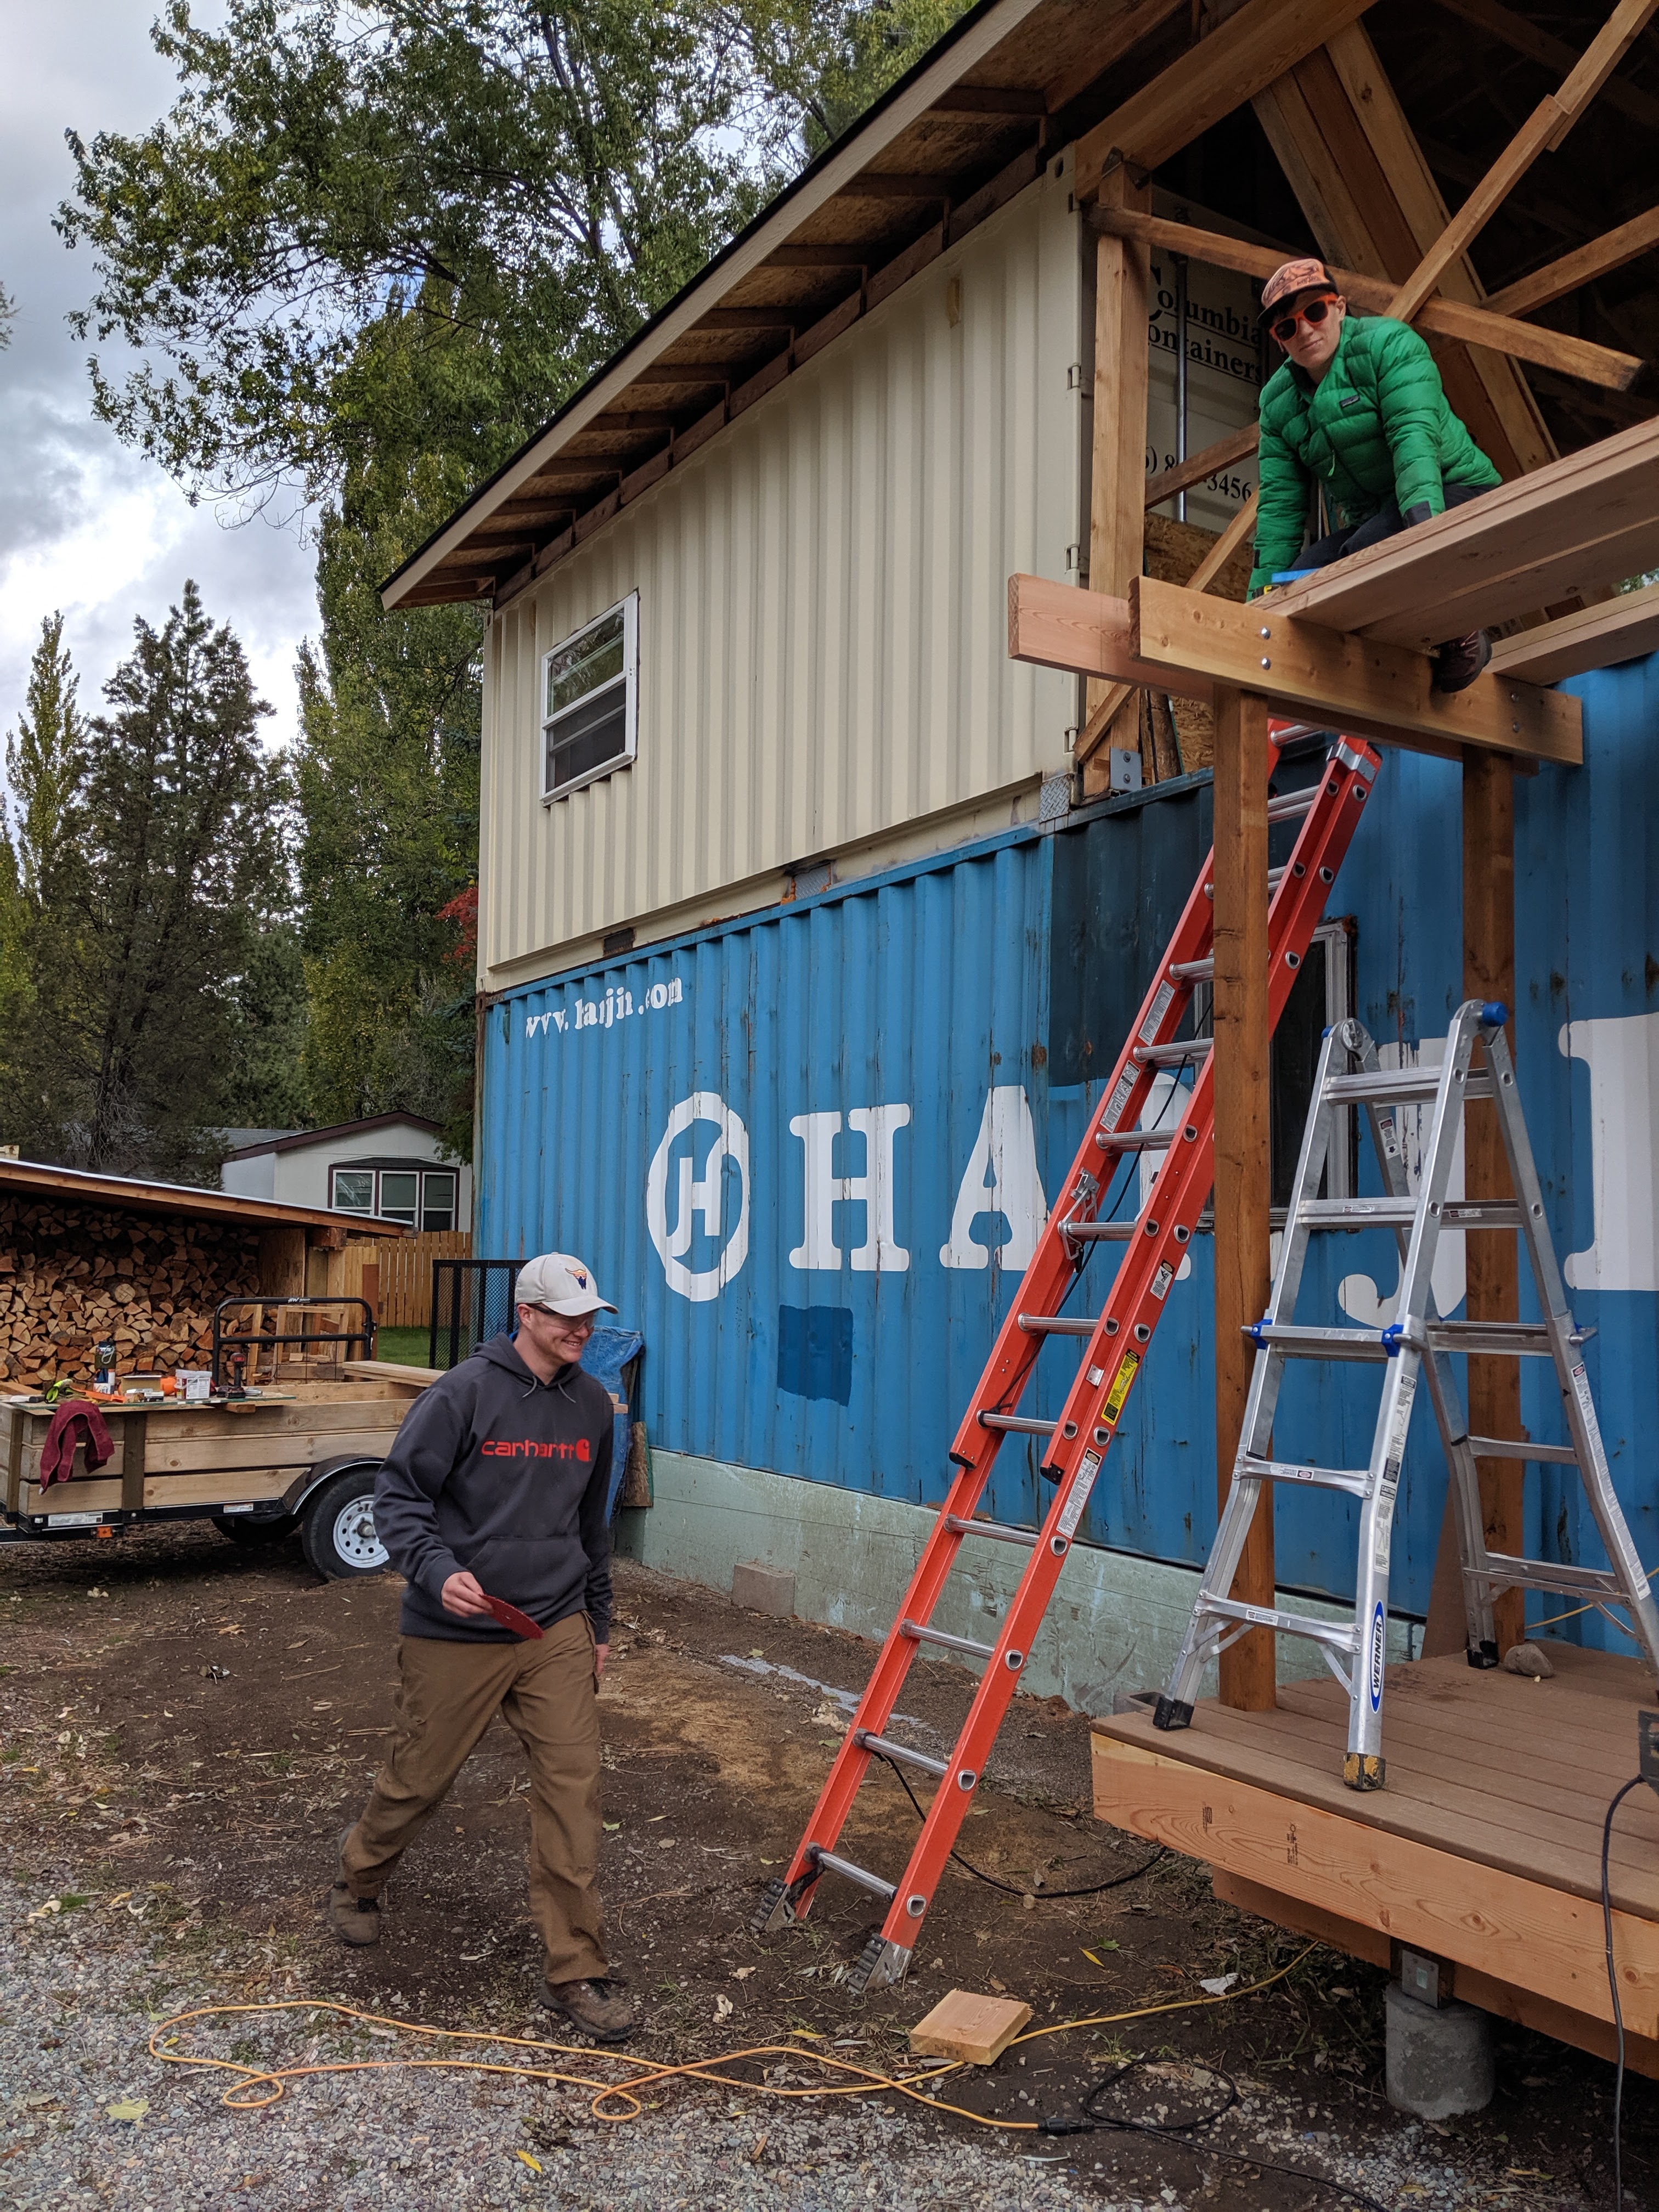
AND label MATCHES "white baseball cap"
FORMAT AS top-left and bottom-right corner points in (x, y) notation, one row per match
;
(515, 1252), (618, 1318)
